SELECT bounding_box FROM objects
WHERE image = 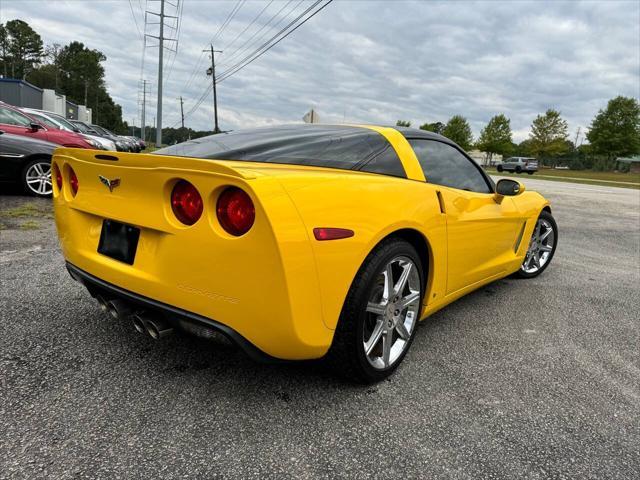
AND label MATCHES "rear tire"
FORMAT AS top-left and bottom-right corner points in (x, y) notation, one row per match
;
(326, 238), (424, 383)
(514, 210), (558, 279)
(496, 165), (503, 172)
(515, 166), (522, 173)
(527, 171), (534, 175)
